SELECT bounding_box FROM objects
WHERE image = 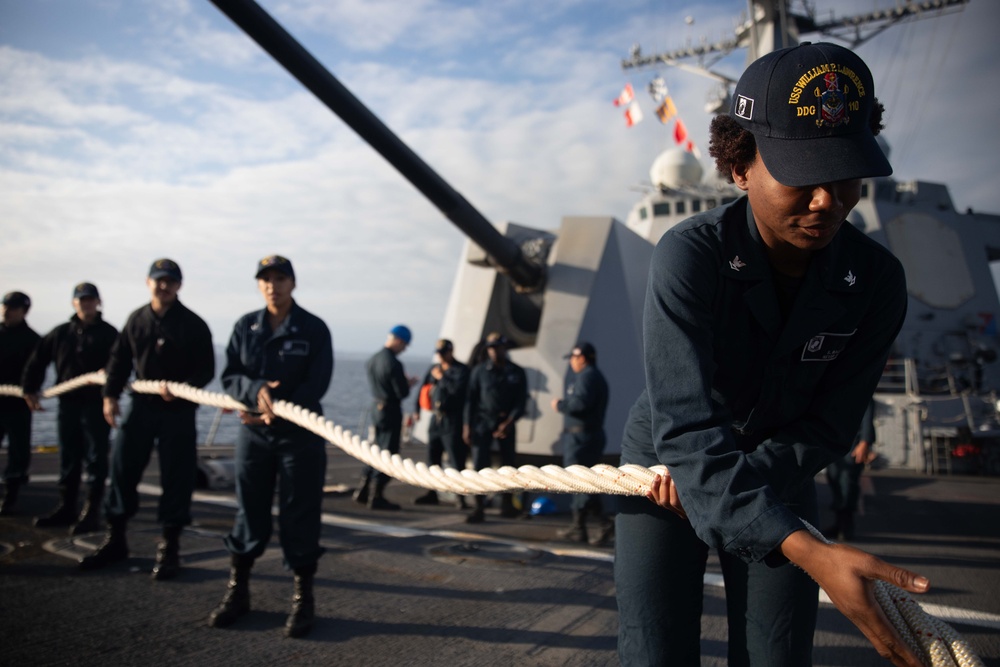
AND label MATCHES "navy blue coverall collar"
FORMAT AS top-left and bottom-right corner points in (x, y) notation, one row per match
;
(721, 200), (868, 357)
